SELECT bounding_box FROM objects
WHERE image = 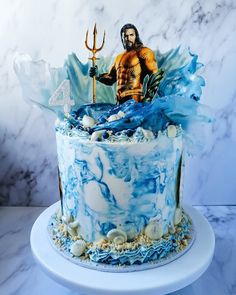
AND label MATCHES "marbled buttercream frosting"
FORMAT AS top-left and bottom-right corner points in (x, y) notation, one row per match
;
(48, 100), (194, 270)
